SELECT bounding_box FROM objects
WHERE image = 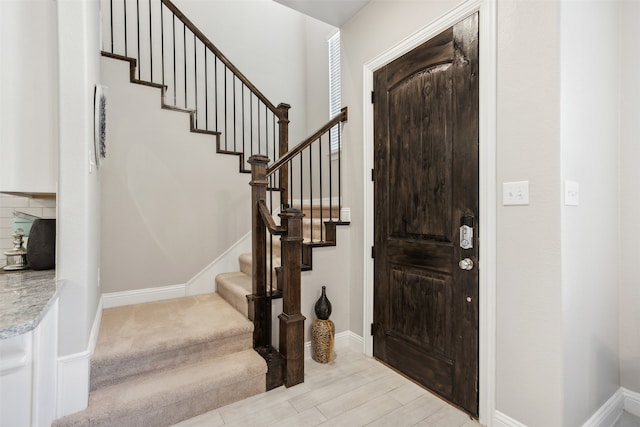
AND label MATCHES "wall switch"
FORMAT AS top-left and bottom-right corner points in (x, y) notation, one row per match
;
(565, 181), (579, 206)
(503, 181), (529, 206)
